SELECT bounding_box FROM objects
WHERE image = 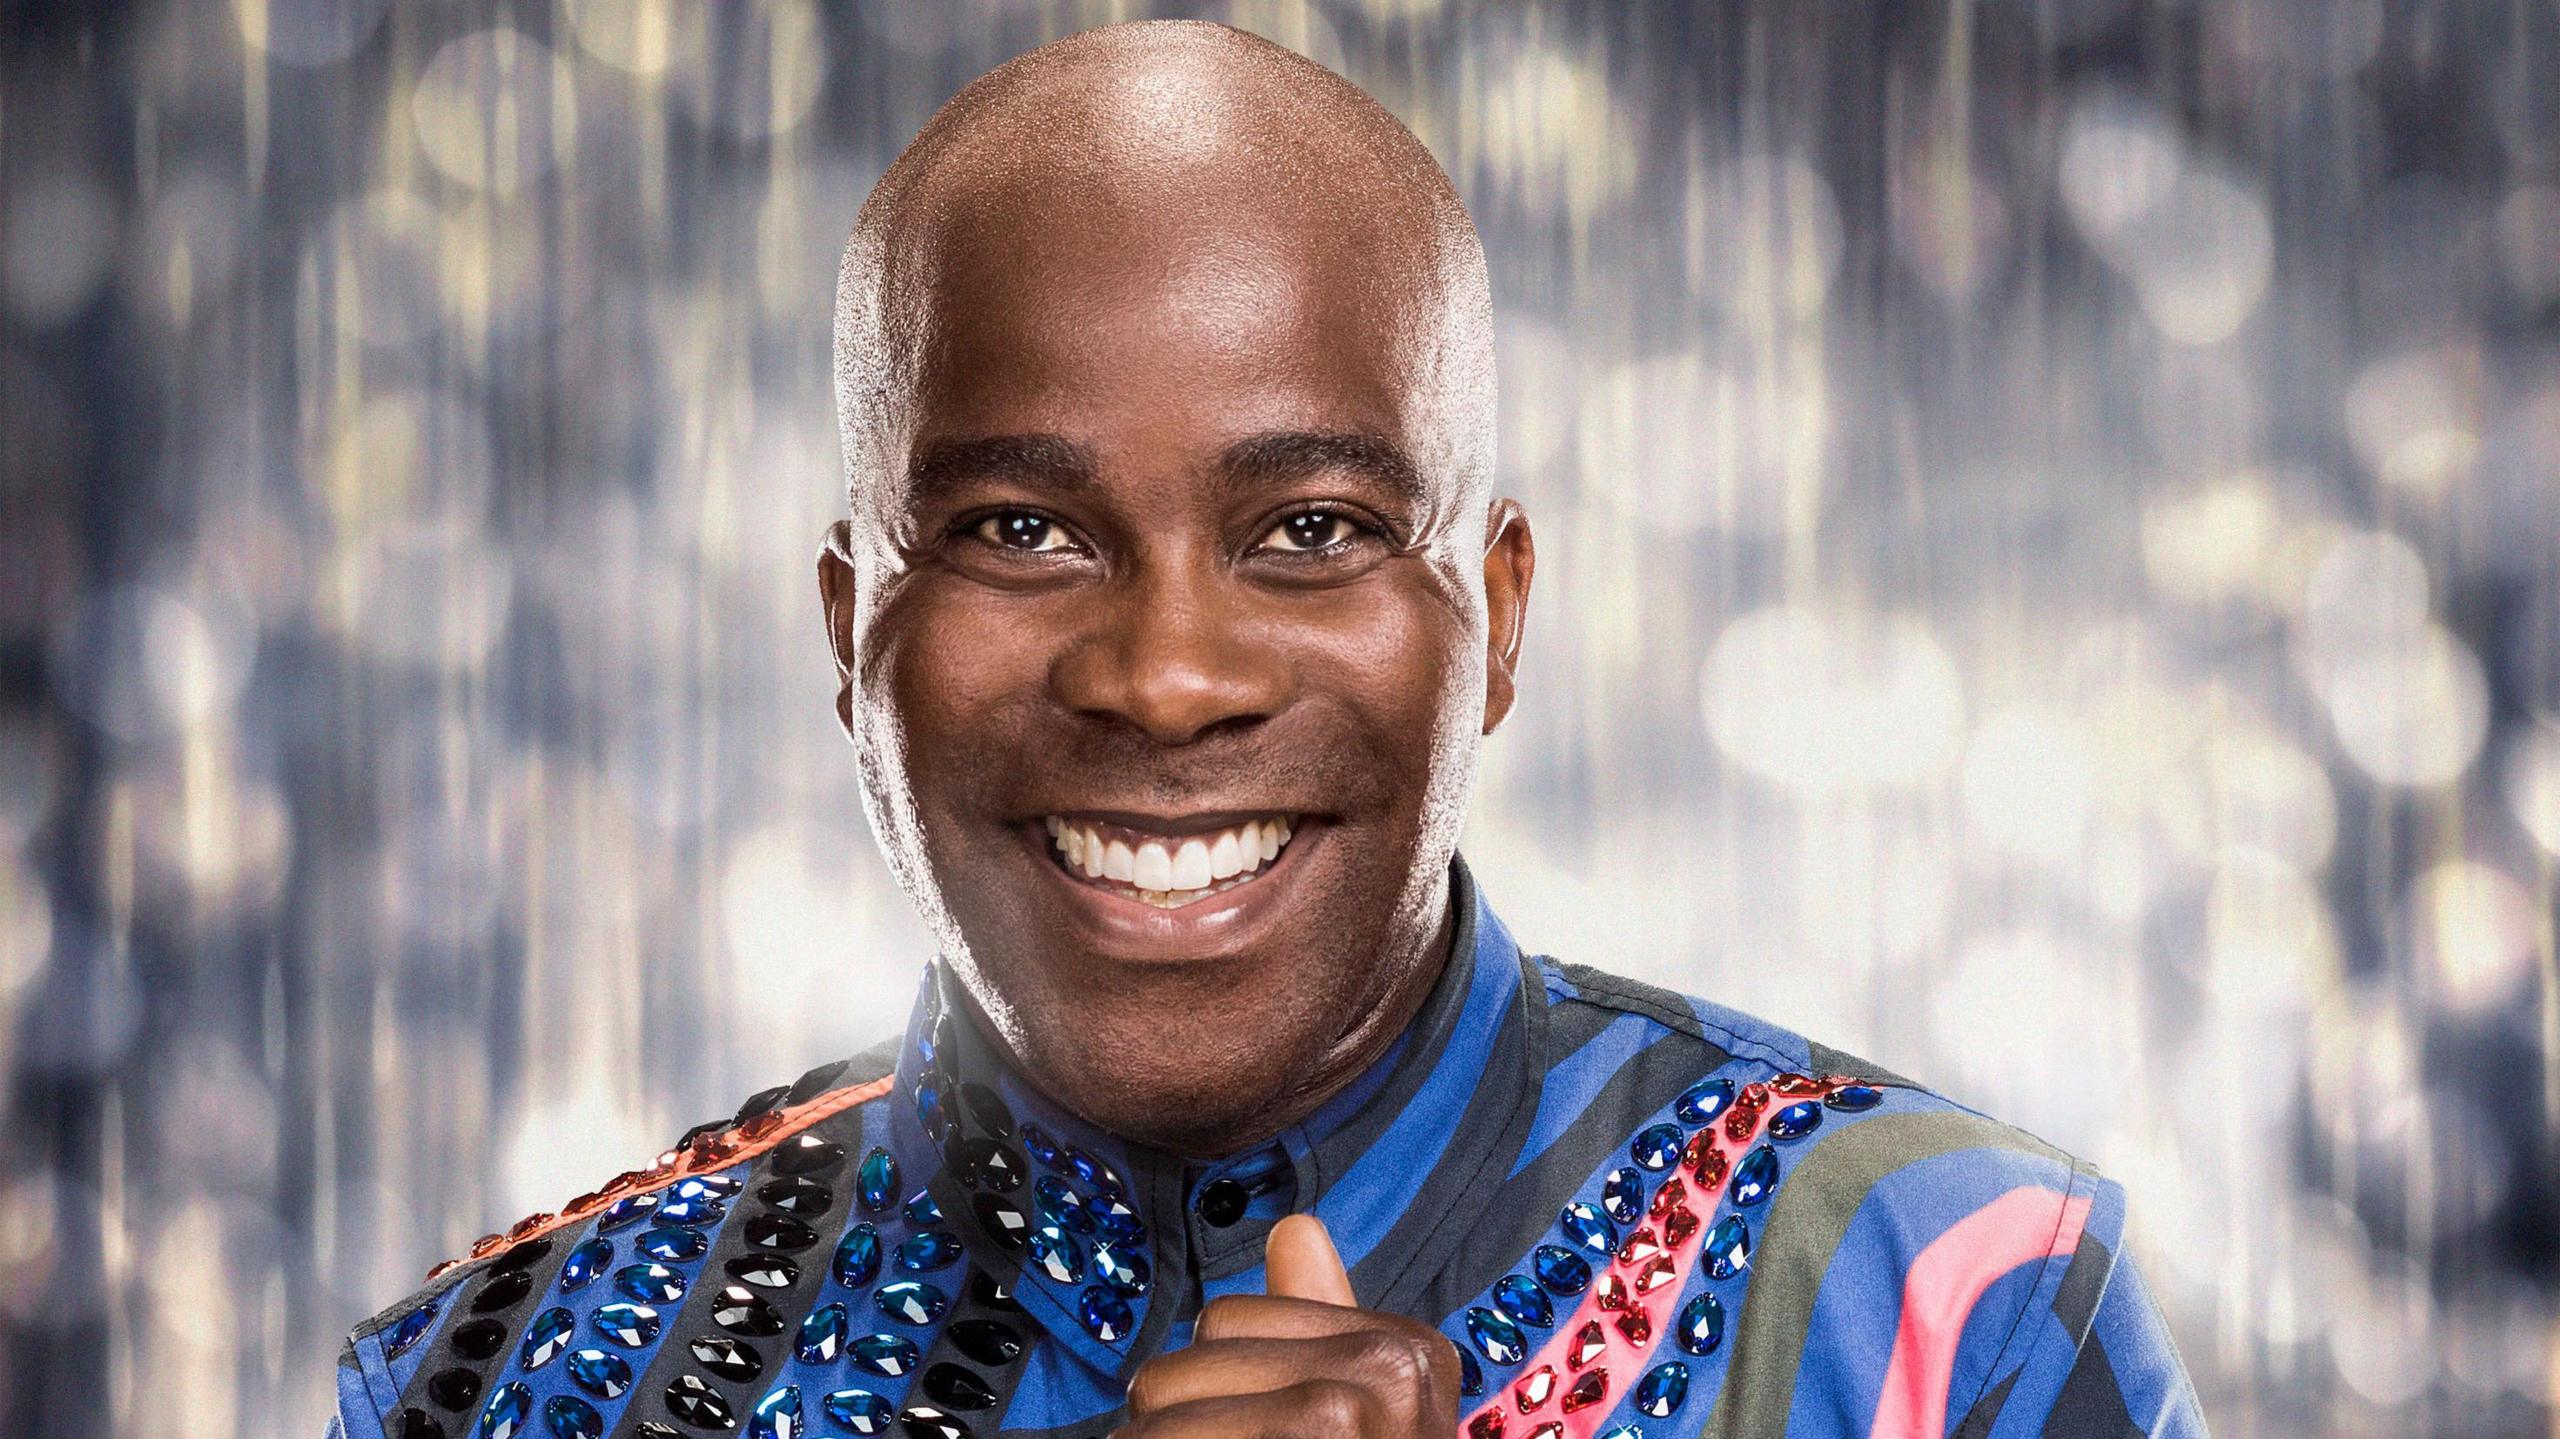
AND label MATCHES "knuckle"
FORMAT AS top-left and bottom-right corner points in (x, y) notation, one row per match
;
(1194, 1295), (1246, 1341)
(1303, 1379), (1372, 1431)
